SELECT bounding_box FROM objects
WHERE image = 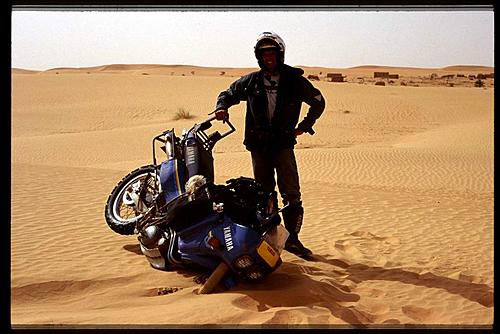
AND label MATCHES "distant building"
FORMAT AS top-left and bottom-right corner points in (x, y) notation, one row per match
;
(374, 72), (389, 78)
(326, 73), (345, 82)
(388, 74), (399, 79)
(307, 74), (320, 81)
(440, 74), (455, 80)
